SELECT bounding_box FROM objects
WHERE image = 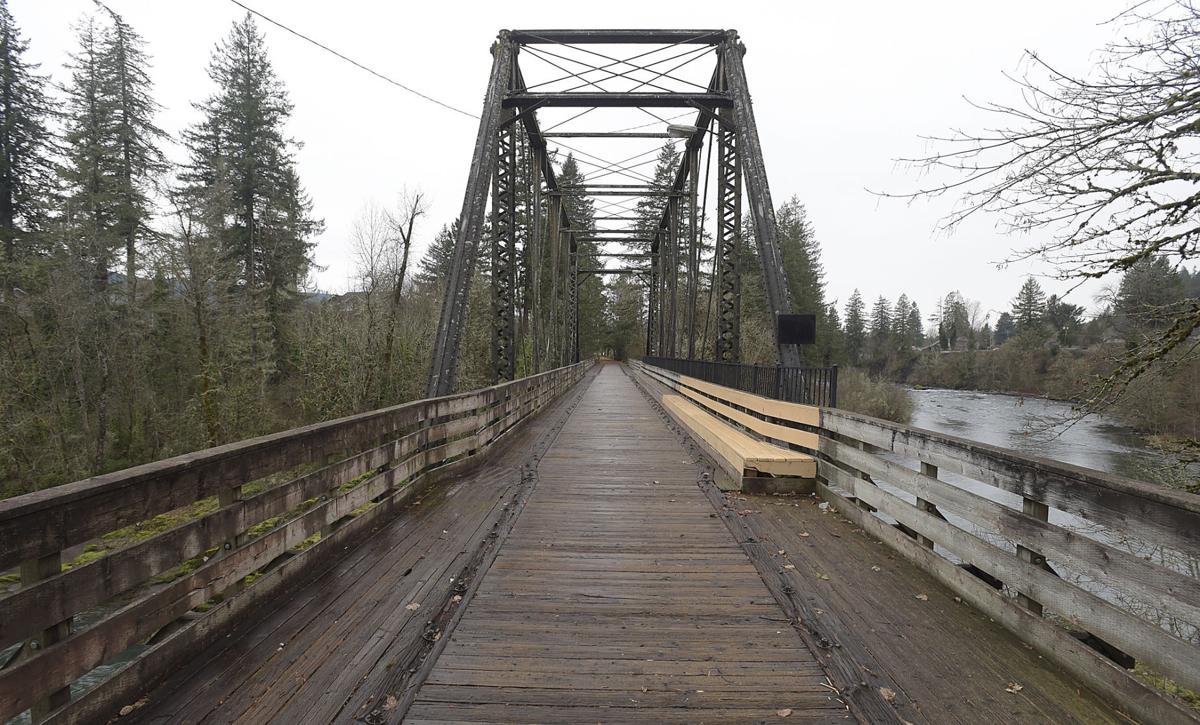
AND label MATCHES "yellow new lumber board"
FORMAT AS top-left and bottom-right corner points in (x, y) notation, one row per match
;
(663, 395), (815, 479)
